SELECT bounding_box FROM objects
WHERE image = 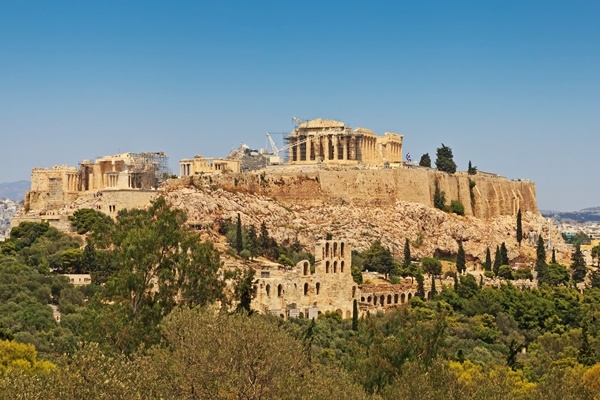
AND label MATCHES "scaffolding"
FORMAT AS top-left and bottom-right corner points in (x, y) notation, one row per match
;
(127, 152), (170, 187)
